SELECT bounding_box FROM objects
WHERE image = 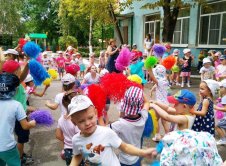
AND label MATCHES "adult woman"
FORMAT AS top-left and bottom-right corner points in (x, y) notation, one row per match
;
(106, 39), (120, 73)
(81, 65), (100, 85)
(144, 34), (153, 55)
